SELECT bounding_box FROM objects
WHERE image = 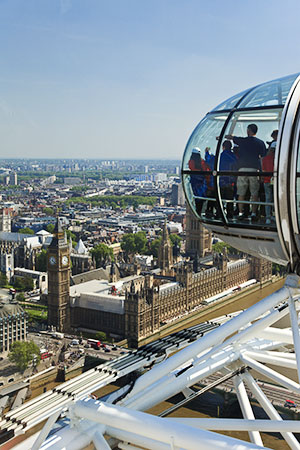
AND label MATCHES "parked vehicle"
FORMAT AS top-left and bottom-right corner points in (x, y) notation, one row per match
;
(52, 332), (64, 340)
(285, 399), (296, 408)
(70, 339), (79, 346)
(87, 339), (101, 349)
